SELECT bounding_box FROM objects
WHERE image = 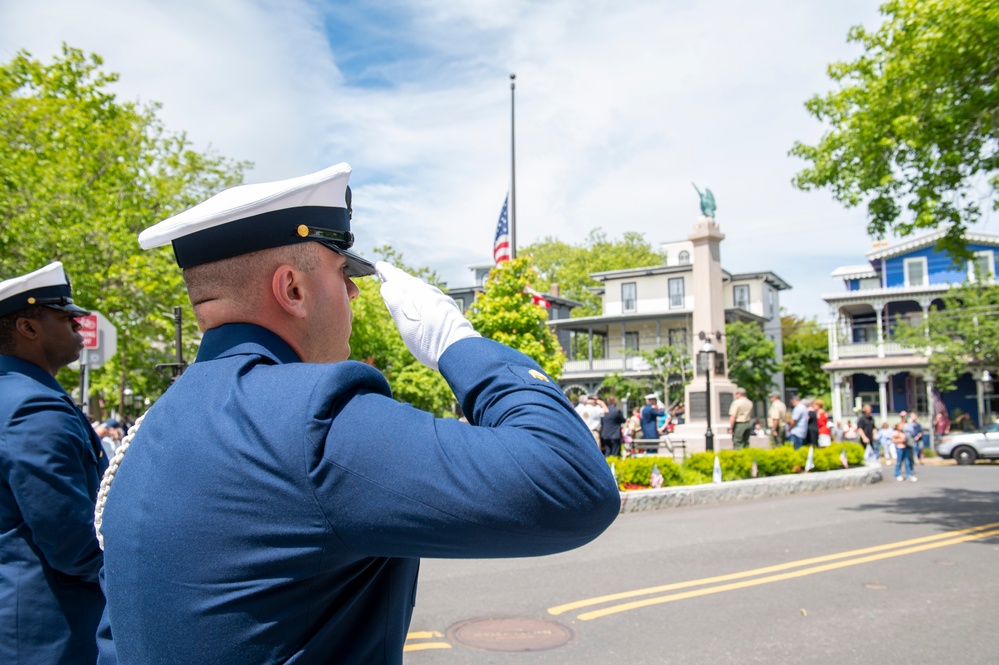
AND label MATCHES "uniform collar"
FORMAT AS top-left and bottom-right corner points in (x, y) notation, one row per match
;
(195, 323), (303, 365)
(0, 354), (66, 393)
